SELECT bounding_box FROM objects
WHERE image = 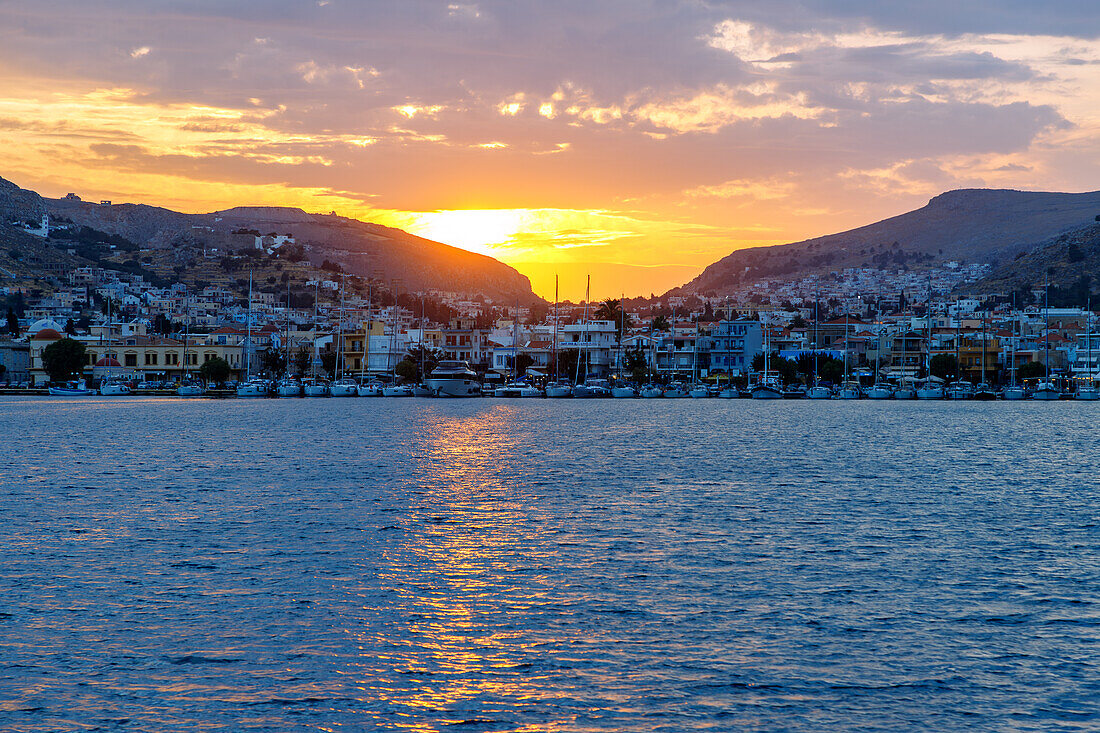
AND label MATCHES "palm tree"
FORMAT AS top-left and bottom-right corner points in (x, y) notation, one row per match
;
(597, 298), (623, 325)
